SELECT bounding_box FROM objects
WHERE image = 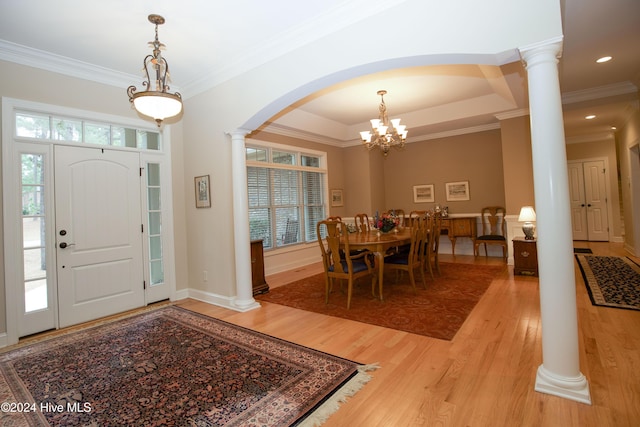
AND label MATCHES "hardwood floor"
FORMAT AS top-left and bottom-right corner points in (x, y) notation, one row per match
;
(178, 242), (640, 427)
